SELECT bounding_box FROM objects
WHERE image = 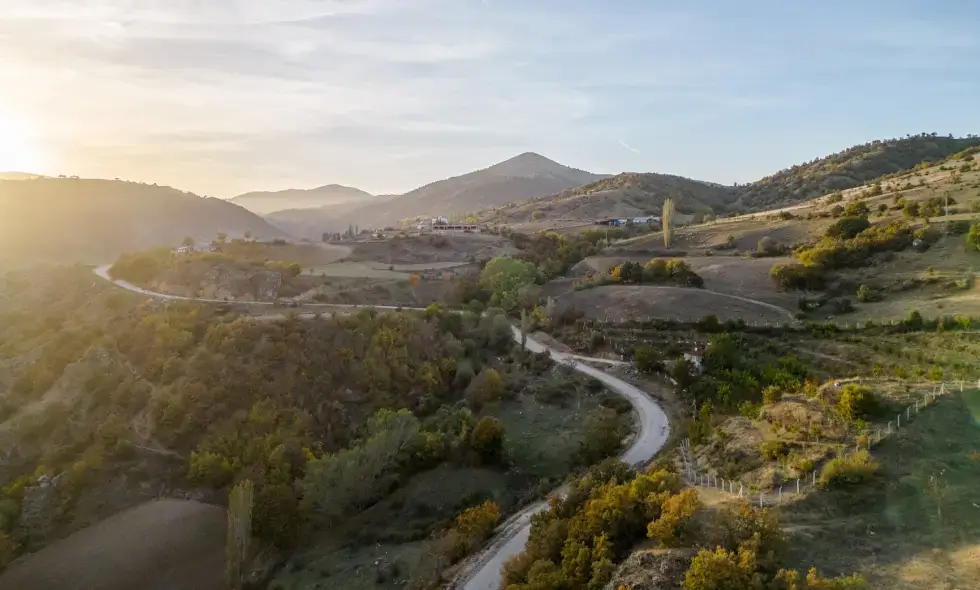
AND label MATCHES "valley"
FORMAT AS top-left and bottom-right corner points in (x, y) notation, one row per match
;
(0, 134), (978, 590)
